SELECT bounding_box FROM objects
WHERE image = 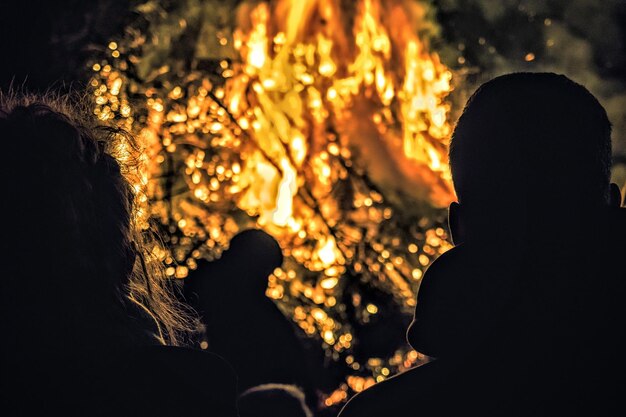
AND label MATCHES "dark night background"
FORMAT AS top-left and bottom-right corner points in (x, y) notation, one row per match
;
(2, 1), (625, 90)
(0, 0), (131, 92)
